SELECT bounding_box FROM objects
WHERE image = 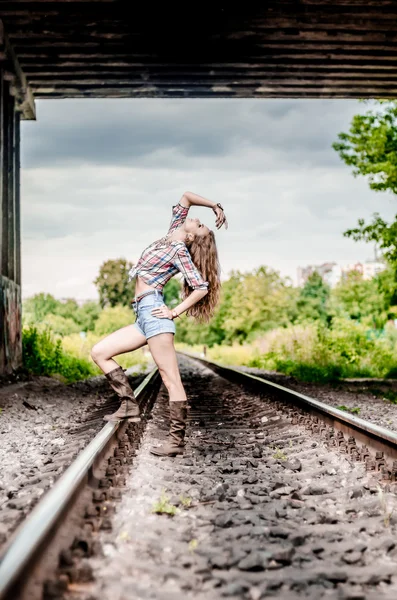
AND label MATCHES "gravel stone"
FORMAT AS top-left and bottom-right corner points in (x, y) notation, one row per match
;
(0, 368), (151, 549)
(46, 359), (397, 600)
